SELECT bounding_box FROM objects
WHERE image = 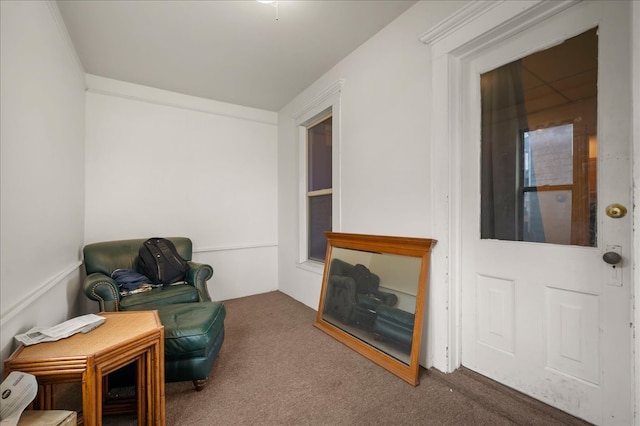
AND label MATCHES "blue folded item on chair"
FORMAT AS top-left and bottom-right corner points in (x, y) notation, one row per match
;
(111, 269), (152, 291)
